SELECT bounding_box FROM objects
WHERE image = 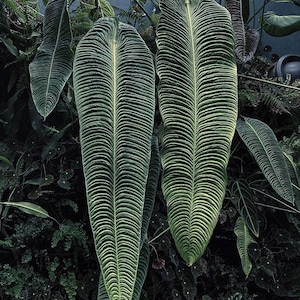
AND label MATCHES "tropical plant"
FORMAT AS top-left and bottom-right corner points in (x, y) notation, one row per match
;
(2, 0), (300, 299)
